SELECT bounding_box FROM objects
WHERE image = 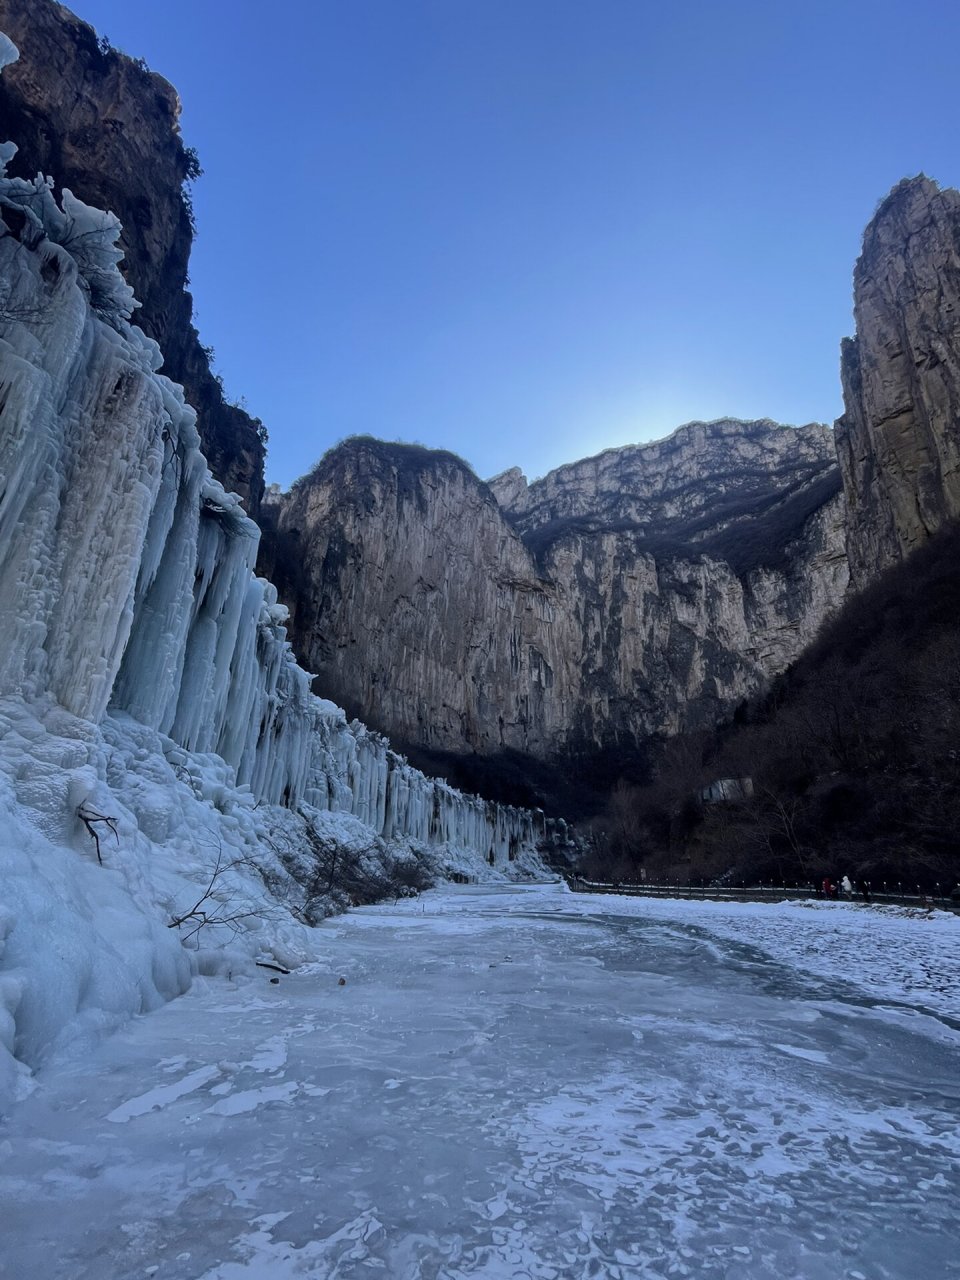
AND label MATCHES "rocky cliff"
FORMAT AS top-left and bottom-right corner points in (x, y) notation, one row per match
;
(0, 0), (265, 512)
(263, 424), (848, 803)
(836, 176), (960, 584)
